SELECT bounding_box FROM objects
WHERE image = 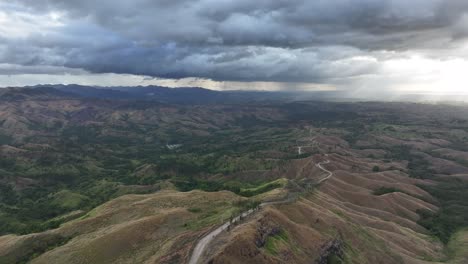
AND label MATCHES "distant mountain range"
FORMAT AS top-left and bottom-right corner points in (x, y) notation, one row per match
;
(3, 84), (465, 104)
(11, 84), (285, 104)
(0, 84), (348, 104)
